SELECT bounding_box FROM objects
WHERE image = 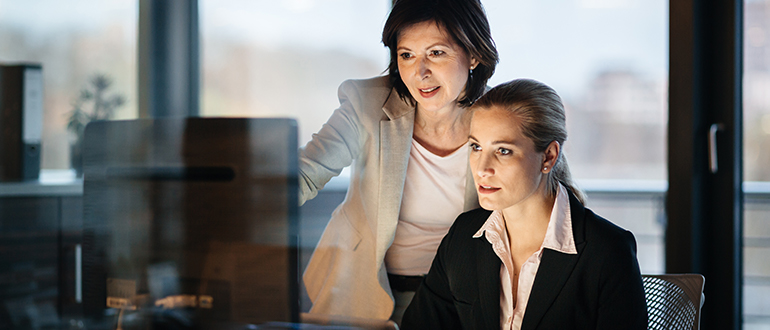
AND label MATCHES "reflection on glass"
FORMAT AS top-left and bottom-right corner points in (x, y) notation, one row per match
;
(81, 118), (299, 328)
